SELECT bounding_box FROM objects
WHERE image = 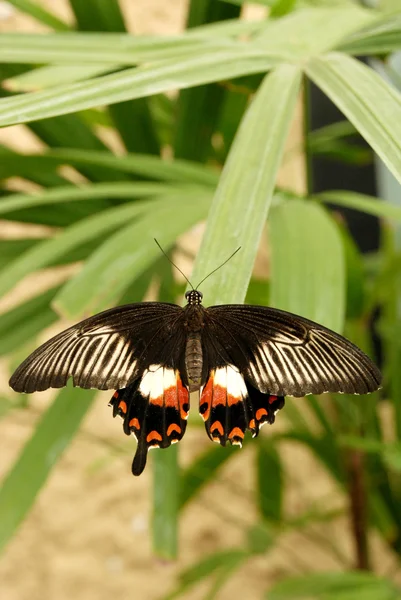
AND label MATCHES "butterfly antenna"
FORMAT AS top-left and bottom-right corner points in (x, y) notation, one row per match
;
(154, 238), (194, 290)
(196, 246), (241, 289)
